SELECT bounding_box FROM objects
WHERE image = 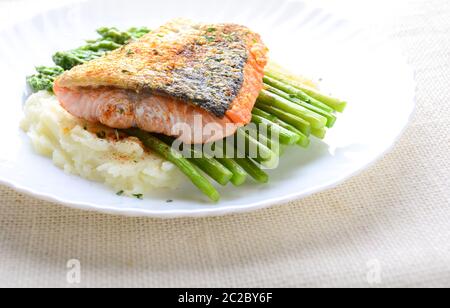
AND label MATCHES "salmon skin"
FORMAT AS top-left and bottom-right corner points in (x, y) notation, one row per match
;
(54, 19), (268, 143)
